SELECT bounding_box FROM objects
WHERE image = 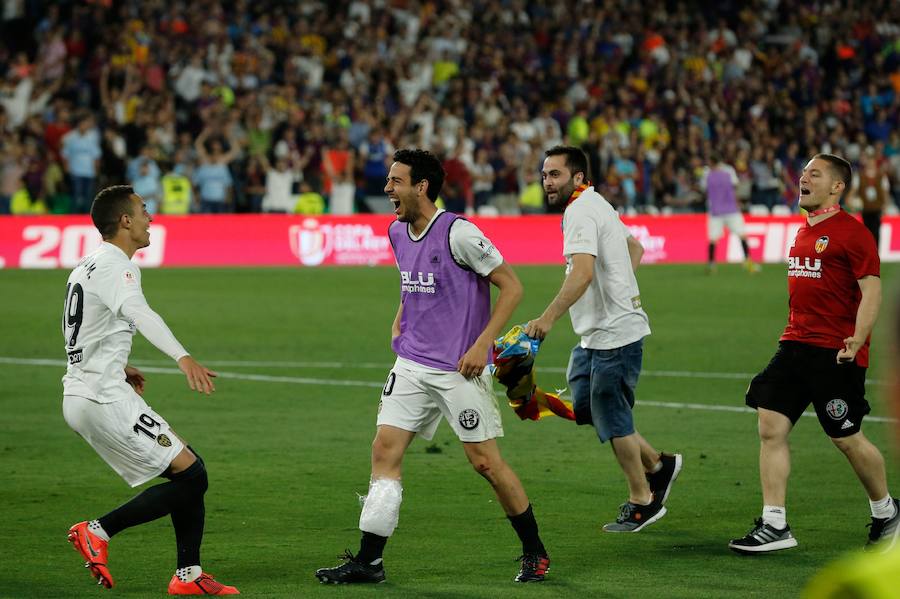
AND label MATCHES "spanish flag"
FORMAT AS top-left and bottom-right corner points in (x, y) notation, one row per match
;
(492, 325), (575, 421)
